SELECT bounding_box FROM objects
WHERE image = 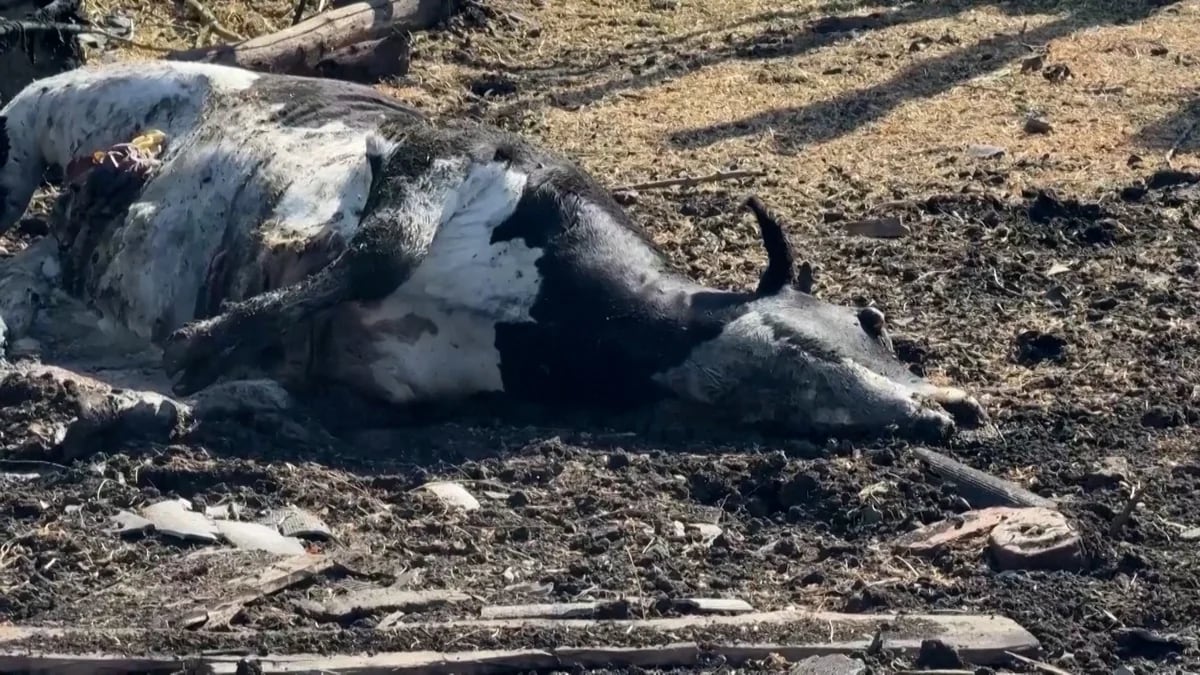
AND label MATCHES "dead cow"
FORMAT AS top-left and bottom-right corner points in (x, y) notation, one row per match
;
(0, 61), (988, 442)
